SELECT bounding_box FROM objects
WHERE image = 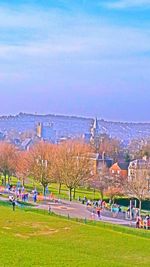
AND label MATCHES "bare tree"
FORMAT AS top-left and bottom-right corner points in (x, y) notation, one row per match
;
(105, 186), (124, 204)
(51, 145), (64, 195)
(16, 151), (29, 186)
(0, 142), (18, 185)
(89, 165), (110, 200)
(124, 173), (150, 211)
(27, 142), (55, 195)
(57, 140), (92, 201)
(134, 142), (150, 159)
(92, 135), (121, 161)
